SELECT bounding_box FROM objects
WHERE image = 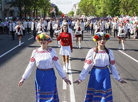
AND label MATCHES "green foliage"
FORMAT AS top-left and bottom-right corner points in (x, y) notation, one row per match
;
(77, 0), (138, 17)
(9, 0), (61, 18)
(68, 11), (74, 17)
